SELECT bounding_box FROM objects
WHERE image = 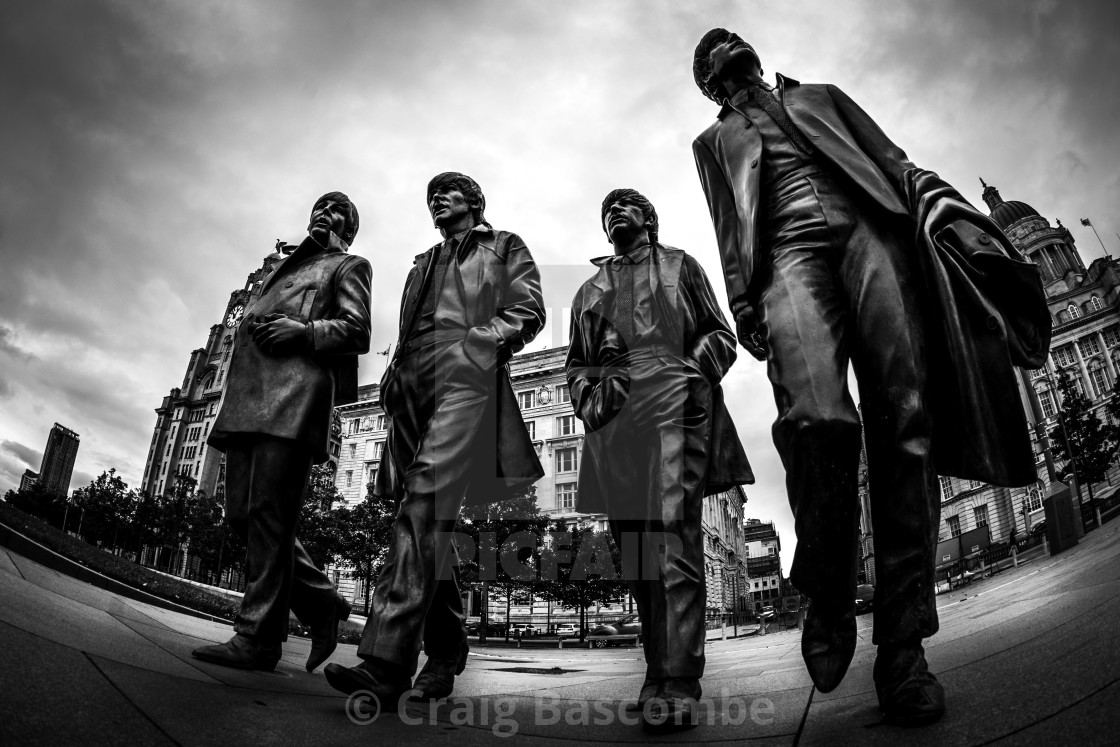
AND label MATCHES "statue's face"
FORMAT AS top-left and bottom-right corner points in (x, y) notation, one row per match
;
(603, 198), (646, 244)
(308, 198), (348, 245)
(709, 35), (760, 80)
(428, 186), (474, 228)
